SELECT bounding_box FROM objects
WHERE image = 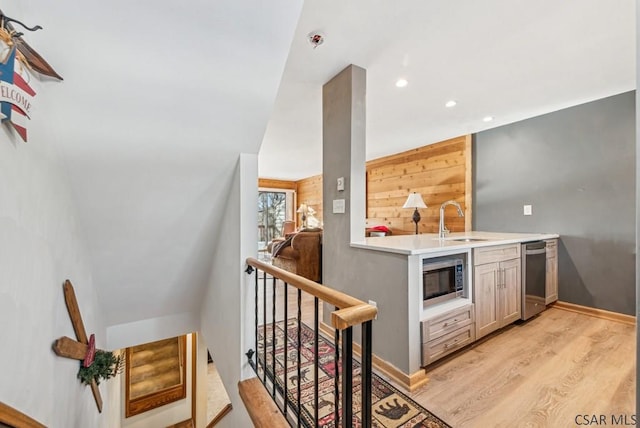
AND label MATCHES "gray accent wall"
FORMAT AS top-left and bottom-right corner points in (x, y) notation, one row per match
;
(474, 91), (635, 315)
